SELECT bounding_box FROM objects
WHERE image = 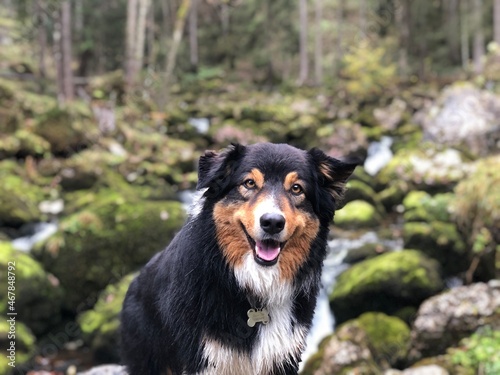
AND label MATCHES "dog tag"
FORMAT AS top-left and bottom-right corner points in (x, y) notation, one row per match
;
(247, 308), (270, 327)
